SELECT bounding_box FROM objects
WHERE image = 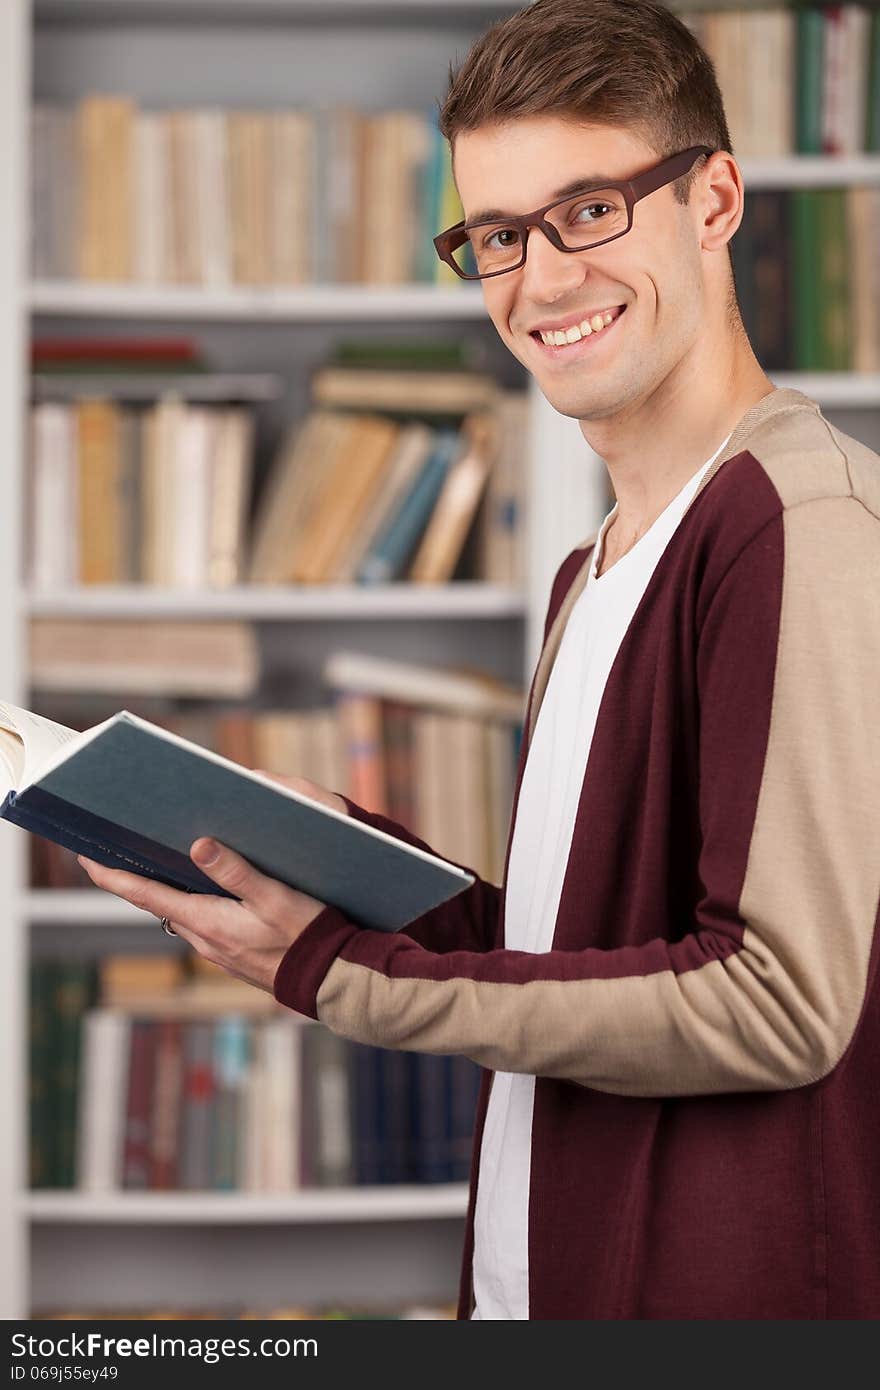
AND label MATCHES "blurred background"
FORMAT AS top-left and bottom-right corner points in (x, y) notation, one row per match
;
(0, 0), (877, 1319)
